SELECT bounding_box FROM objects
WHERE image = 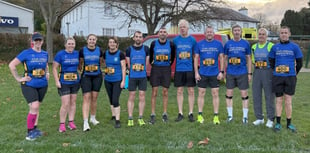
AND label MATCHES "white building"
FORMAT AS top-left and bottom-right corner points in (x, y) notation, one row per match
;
(188, 7), (259, 33)
(0, 0), (34, 34)
(60, 0), (258, 37)
(60, 0), (165, 37)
